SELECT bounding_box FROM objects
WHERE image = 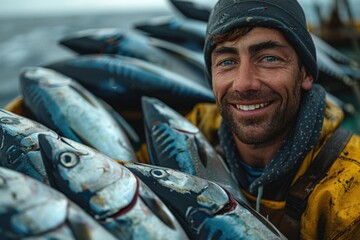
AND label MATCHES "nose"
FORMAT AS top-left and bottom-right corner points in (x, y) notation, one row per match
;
(232, 60), (261, 92)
